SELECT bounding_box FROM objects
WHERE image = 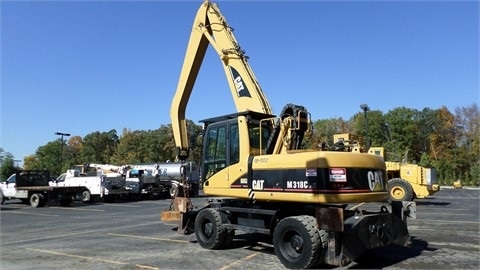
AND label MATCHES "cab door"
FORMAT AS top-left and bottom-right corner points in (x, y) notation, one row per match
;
(2, 174), (17, 198)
